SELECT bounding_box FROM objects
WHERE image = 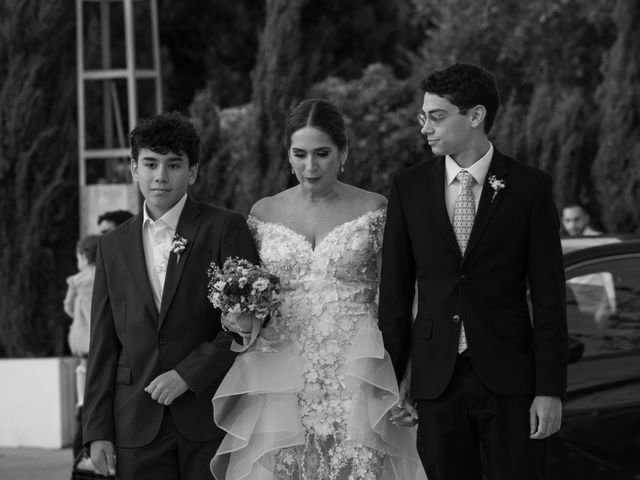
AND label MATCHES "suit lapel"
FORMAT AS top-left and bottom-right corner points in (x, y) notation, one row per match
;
(463, 149), (509, 262)
(422, 158), (461, 259)
(158, 198), (203, 329)
(123, 214), (158, 318)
